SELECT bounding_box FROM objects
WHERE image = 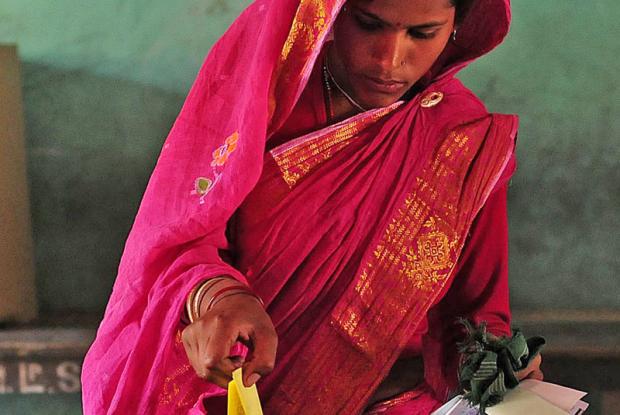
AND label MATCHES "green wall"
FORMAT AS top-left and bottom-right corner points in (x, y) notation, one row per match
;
(1, 0), (618, 313)
(461, 1), (620, 309)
